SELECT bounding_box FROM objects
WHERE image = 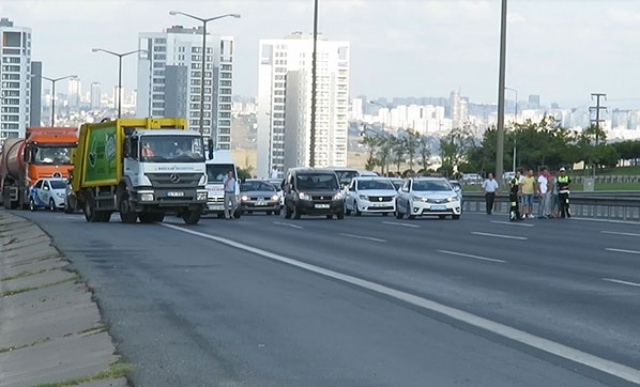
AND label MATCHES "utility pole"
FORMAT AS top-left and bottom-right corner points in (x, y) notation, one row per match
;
(589, 93), (607, 146)
(309, 0), (319, 167)
(495, 0), (508, 181)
